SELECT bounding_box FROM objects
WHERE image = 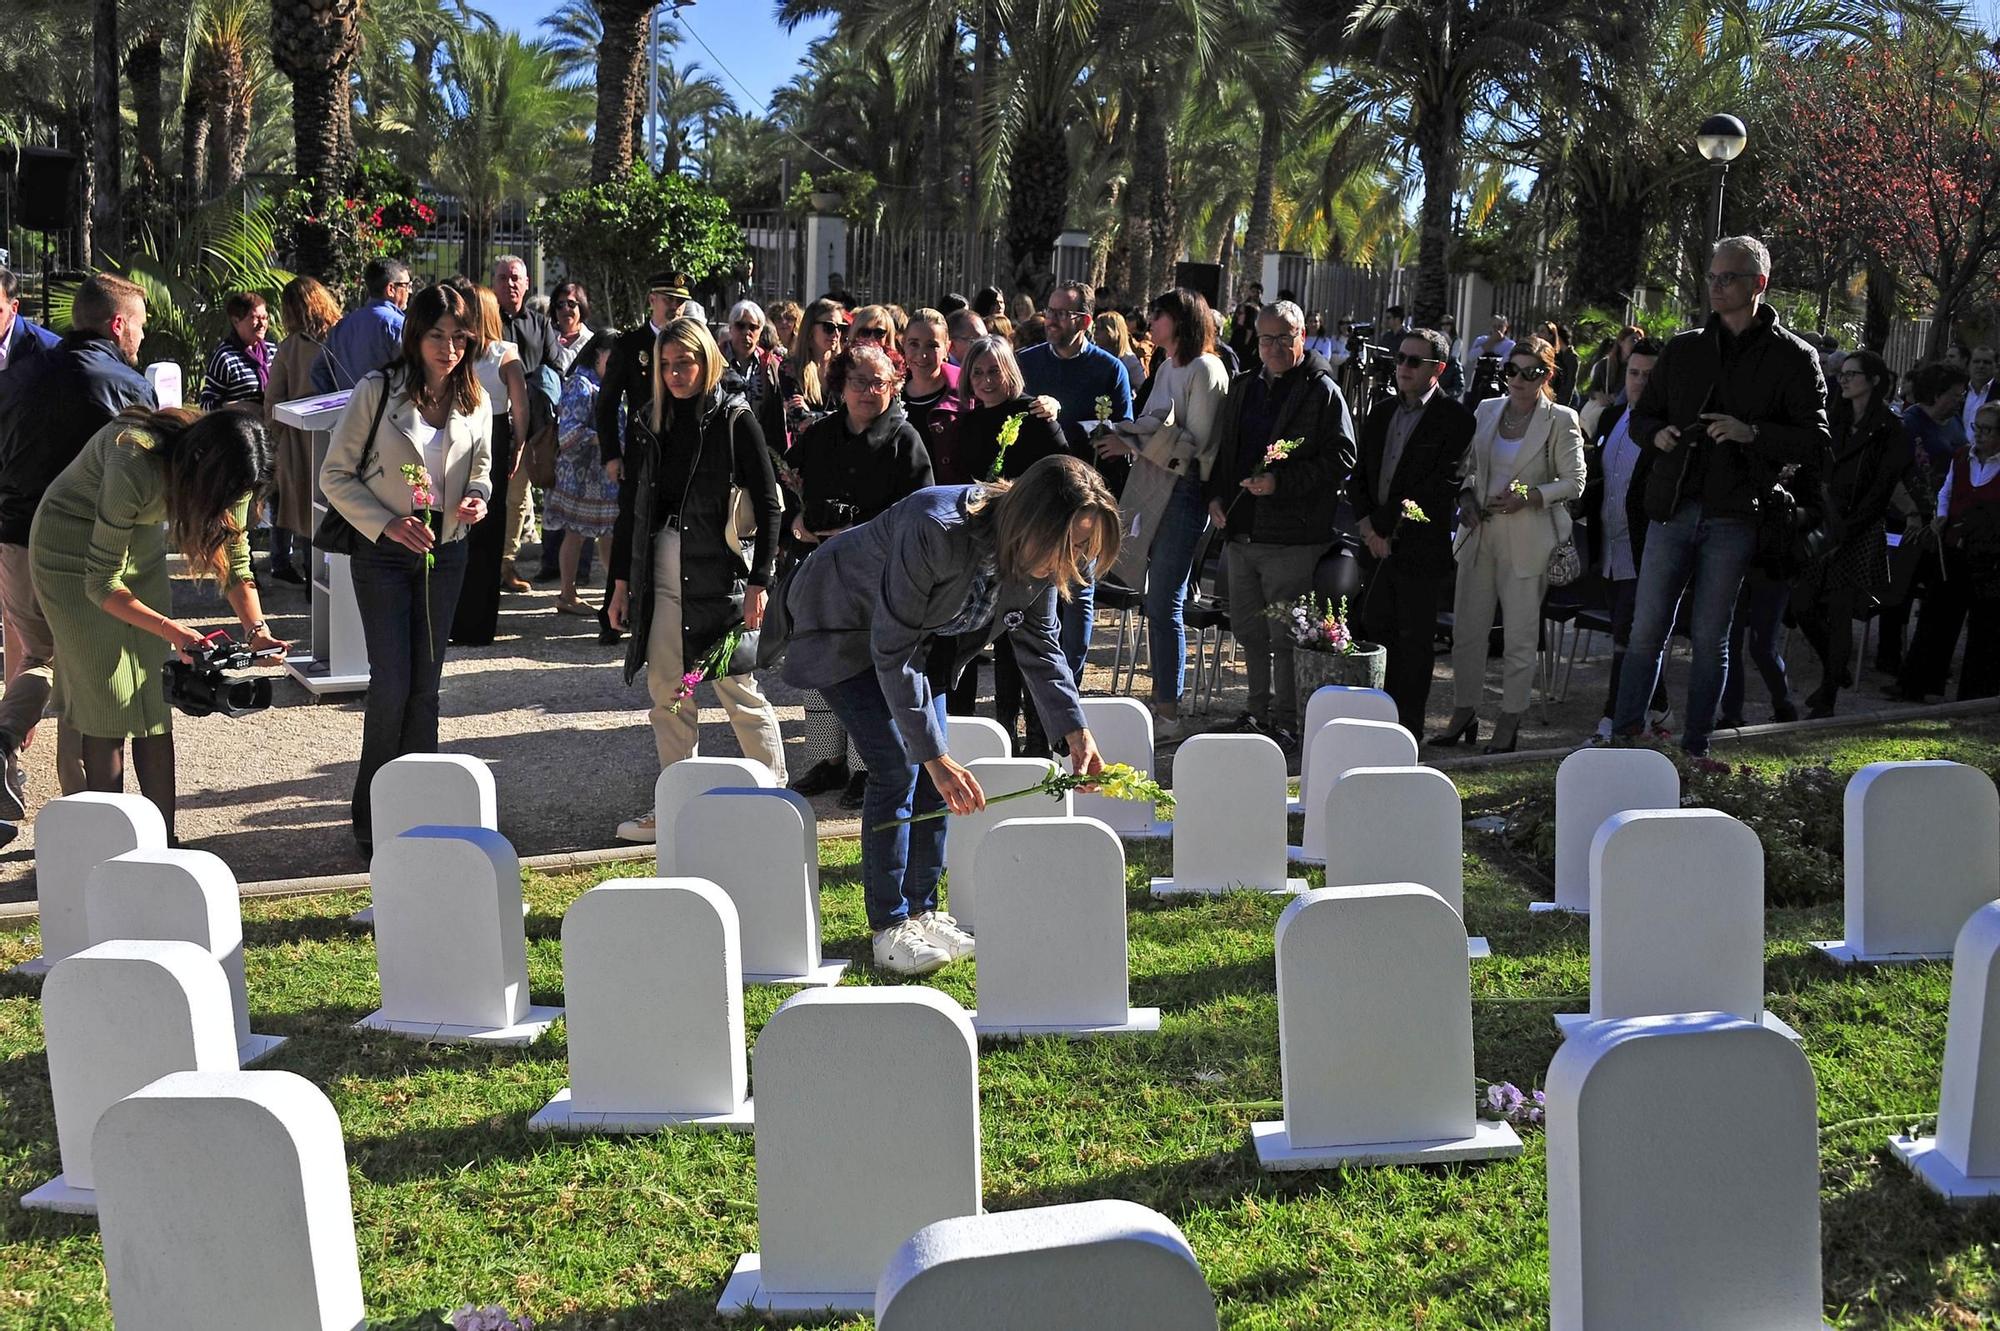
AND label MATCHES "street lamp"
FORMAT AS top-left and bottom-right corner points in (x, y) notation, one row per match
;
(1696, 112), (1748, 244)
